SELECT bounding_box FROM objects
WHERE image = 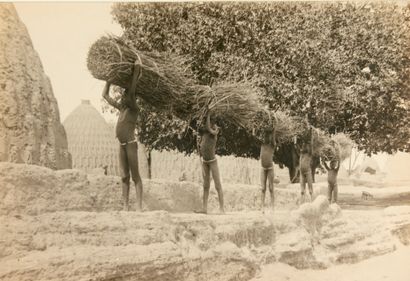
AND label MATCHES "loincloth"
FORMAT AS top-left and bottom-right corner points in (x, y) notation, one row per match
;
(119, 139), (138, 146)
(201, 158), (216, 164)
(262, 166), (273, 171)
